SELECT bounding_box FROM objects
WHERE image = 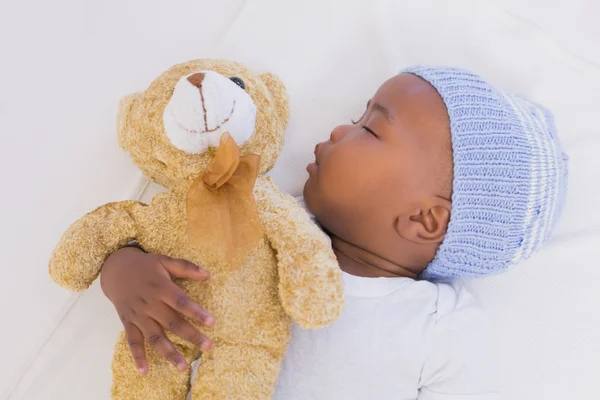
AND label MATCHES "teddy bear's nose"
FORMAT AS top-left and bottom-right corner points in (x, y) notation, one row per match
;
(187, 72), (205, 88)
